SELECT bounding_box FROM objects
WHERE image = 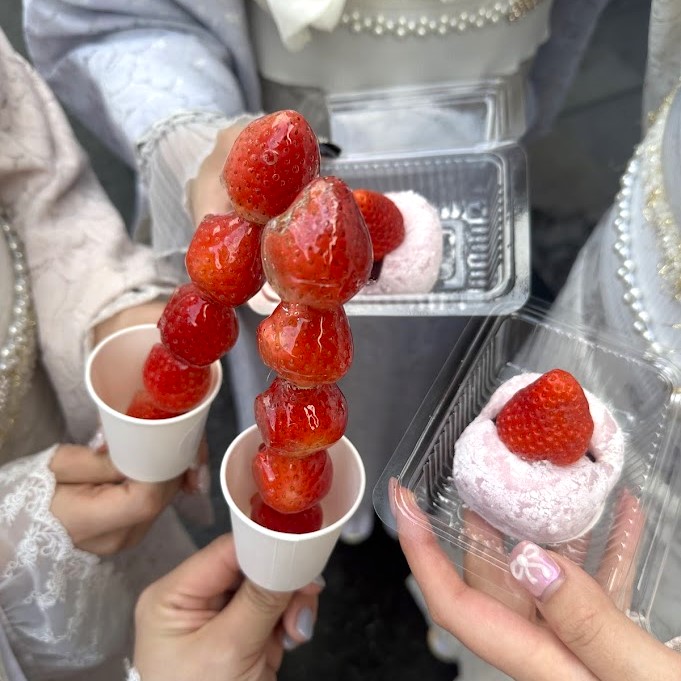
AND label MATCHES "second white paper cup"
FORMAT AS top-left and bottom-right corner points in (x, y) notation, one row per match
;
(221, 424), (366, 592)
(85, 324), (222, 482)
